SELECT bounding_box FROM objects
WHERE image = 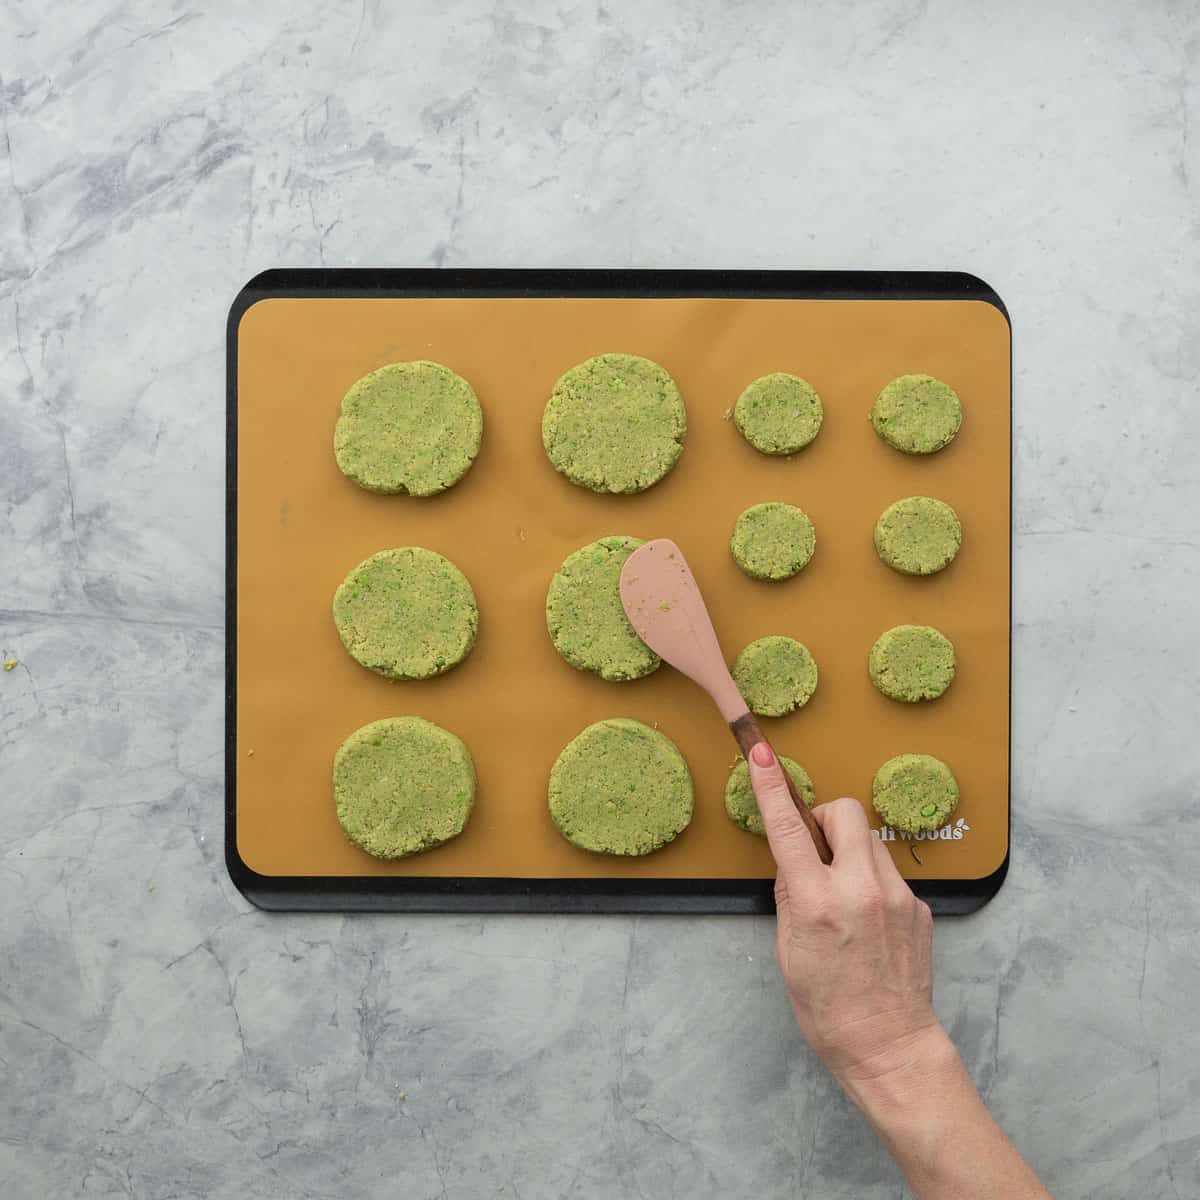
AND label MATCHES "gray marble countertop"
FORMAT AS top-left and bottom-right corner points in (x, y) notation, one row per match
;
(3, 2), (1198, 1197)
